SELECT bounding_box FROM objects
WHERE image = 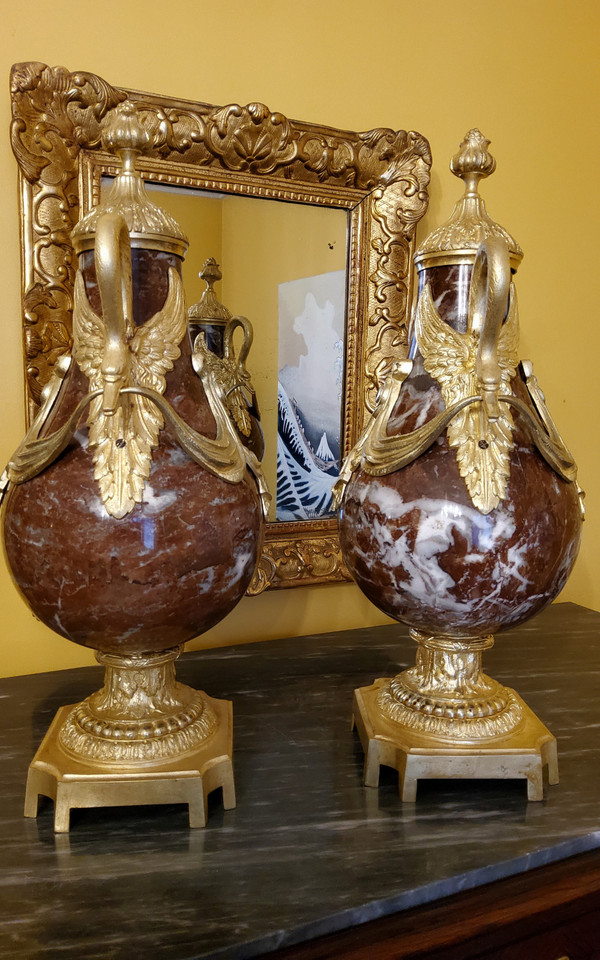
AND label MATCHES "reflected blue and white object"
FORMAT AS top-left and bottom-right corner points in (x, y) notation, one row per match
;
(277, 271), (345, 521)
